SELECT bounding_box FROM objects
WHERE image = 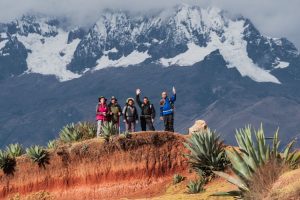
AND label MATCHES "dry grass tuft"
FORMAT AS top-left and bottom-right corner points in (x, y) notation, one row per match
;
(244, 160), (289, 200)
